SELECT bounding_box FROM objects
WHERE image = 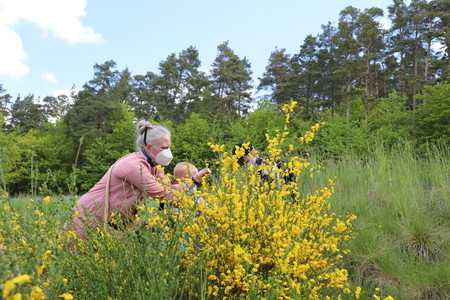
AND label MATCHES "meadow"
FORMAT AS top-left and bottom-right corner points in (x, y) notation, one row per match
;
(1, 119), (448, 299)
(308, 142), (449, 300)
